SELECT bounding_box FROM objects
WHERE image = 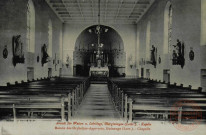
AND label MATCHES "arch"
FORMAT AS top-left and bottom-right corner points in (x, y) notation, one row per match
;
(146, 21), (151, 60)
(163, 1), (172, 54)
(48, 19), (52, 57)
(73, 25), (125, 77)
(27, 0), (35, 53)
